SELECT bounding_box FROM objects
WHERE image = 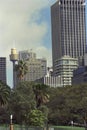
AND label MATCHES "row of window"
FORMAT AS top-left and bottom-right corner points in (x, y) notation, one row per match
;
(59, 0), (85, 5)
